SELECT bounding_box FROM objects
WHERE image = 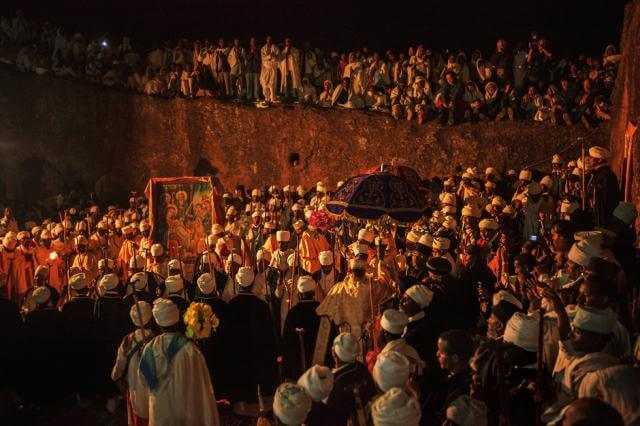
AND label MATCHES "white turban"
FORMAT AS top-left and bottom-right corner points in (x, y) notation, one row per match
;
(588, 146), (611, 160)
(479, 219), (499, 231)
(440, 193), (456, 206)
(129, 255), (145, 270)
(446, 395), (488, 426)
(572, 306), (616, 335)
(380, 309), (409, 335)
(297, 276), (316, 293)
(491, 196), (506, 207)
(353, 243), (370, 257)
(69, 273), (87, 290)
(371, 387), (421, 426)
(406, 230), (421, 243)
(99, 273), (119, 291)
(503, 312), (539, 352)
(130, 271), (148, 291)
(318, 250), (333, 266)
(276, 230), (291, 242)
(197, 273), (215, 295)
(567, 240), (602, 267)
(613, 202), (637, 225)
(418, 234), (433, 248)
(32, 286), (51, 305)
(333, 332), (358, 363)
(442, 205), (457, 215)
(164, 275), (184, 295)
(297, 365), (334, 402)
(405, 285), (433, 309)
(236, 266), (255, 288)
(373, 351), (411, 392)
(273, 382), (312, 426)
(461, 205), (480, 218)
(98, 258), (115, 270)
(167, 259), (182, 271)
(432, 237), (450, 251)
(358, 228), (375, 243)
(150, 243), (163, 257)
(152, 298), (179, 327)
(130, 301), (152, 327)
(519, 169), (532, 181)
